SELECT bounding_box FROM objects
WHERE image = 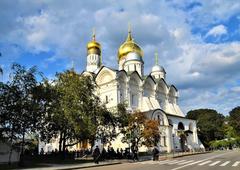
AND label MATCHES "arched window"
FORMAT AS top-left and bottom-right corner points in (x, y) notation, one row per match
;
(157, 115), (163, 125)
(178, 122), (185, 130)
